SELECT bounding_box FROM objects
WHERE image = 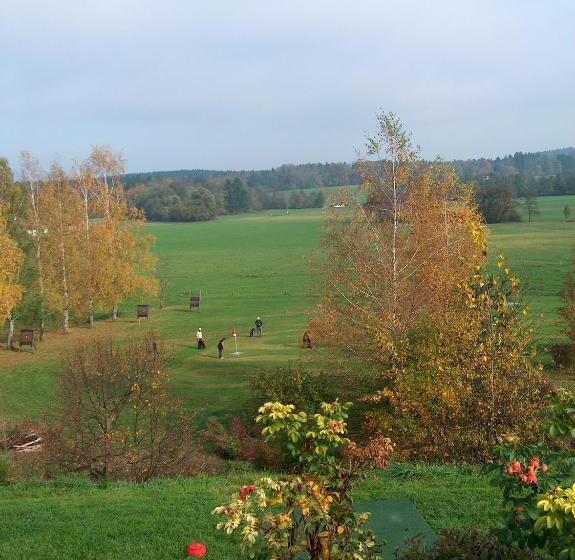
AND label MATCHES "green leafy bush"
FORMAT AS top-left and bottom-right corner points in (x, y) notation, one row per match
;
(249, 364), (335, 414)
